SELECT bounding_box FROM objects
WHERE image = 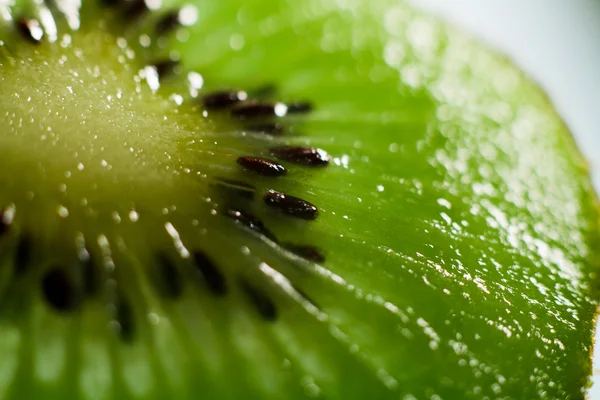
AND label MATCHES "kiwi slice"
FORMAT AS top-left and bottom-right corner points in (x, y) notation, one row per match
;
(0, 0), (599, 399)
